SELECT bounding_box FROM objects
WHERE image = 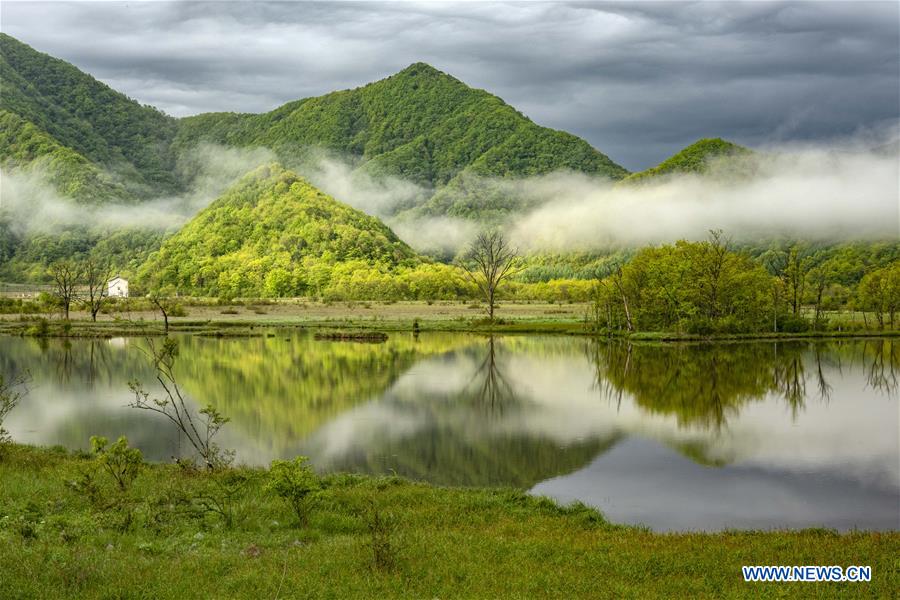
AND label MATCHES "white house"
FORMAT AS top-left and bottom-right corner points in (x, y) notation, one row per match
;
(108, 276), (129, 298)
